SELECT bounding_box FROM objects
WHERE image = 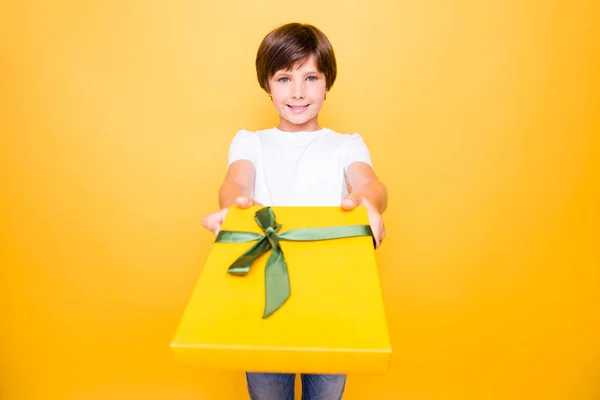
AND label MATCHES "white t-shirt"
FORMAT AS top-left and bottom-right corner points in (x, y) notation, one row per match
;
(227, 127), (372, 206)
